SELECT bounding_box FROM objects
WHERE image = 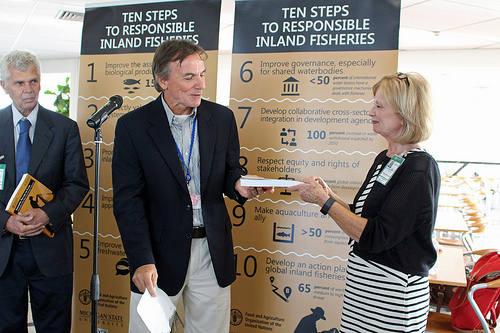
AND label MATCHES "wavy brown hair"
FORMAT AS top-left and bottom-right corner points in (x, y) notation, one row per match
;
(152, 39), (207, 93)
